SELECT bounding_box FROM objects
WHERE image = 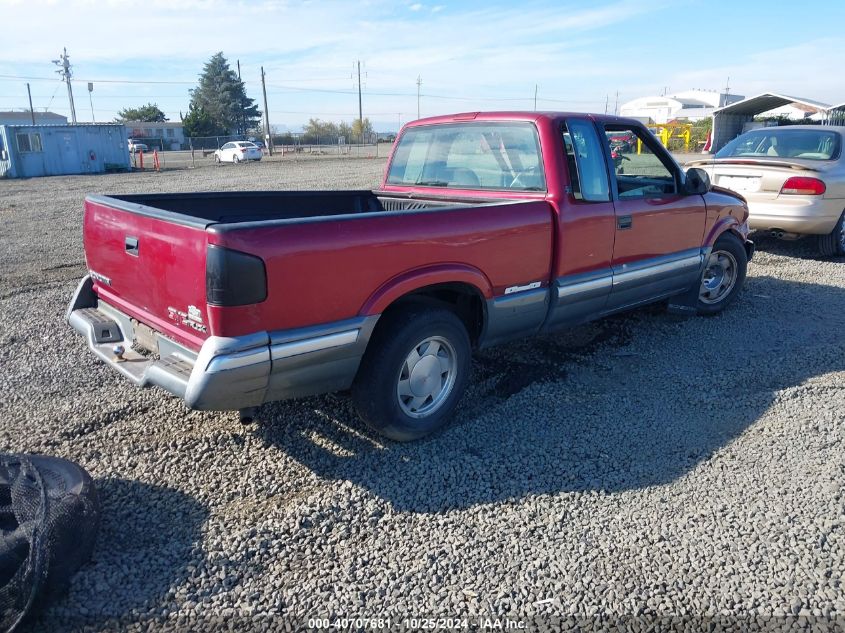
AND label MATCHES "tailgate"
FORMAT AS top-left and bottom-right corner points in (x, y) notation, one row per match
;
(83, 196), (210, 350)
